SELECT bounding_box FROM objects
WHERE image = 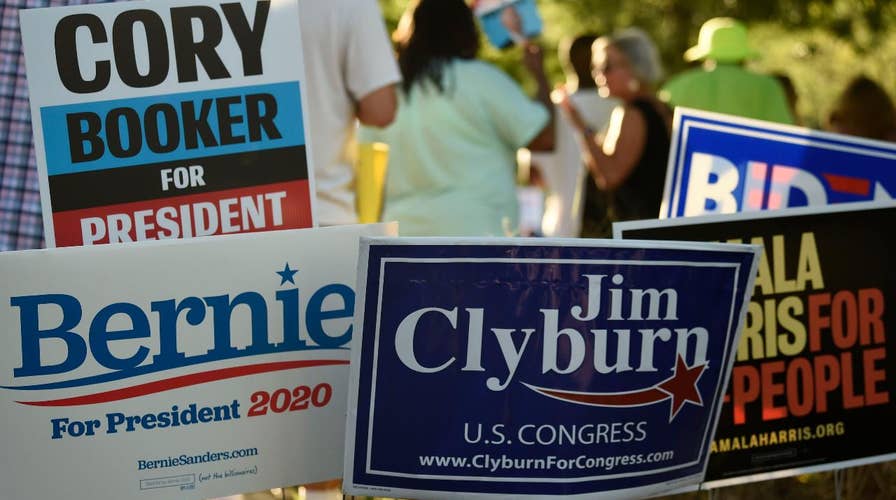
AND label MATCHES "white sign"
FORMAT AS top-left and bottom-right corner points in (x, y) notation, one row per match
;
(20, 0), (316, 247)
(0, 223), (396, 499)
